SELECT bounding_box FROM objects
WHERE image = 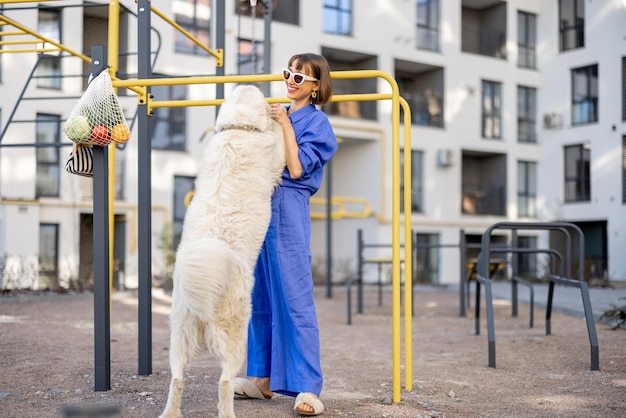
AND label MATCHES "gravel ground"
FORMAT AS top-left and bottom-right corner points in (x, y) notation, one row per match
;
(0, 285), (624, 417)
